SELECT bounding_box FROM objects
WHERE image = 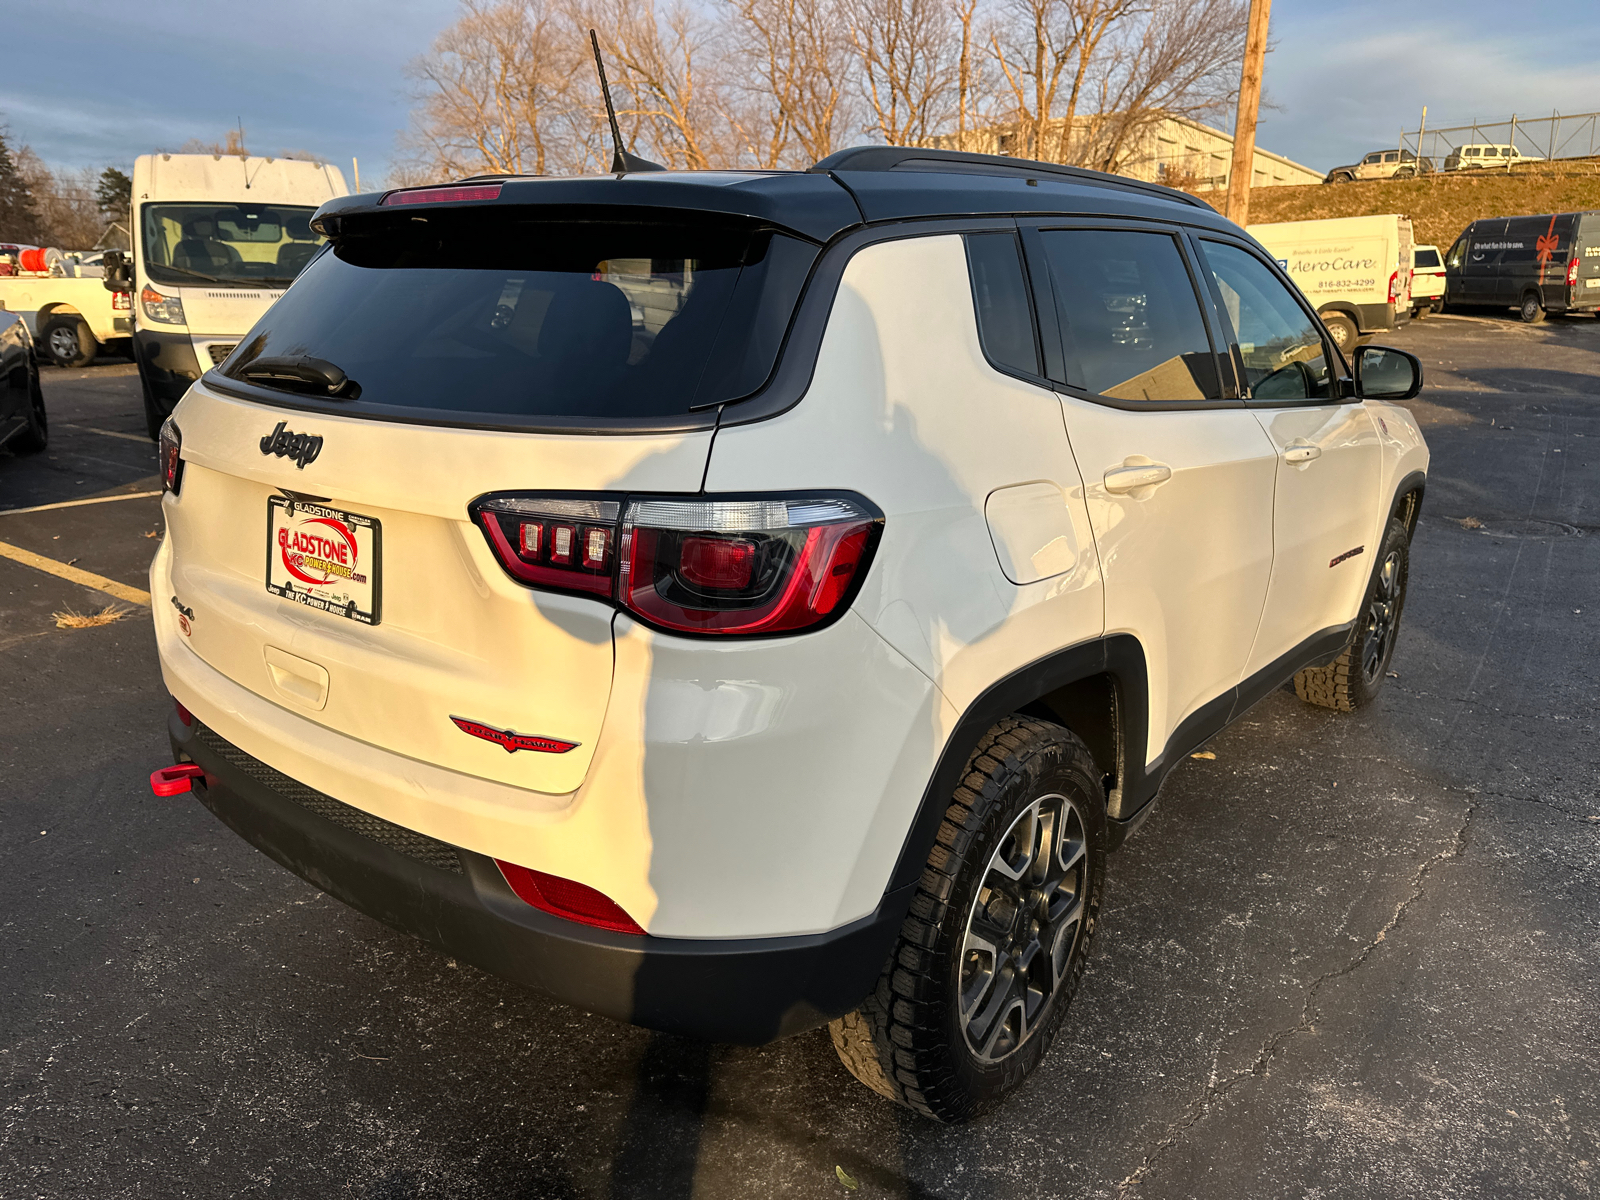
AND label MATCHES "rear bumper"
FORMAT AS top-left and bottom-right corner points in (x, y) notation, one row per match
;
(169, 710), (909, 1045)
